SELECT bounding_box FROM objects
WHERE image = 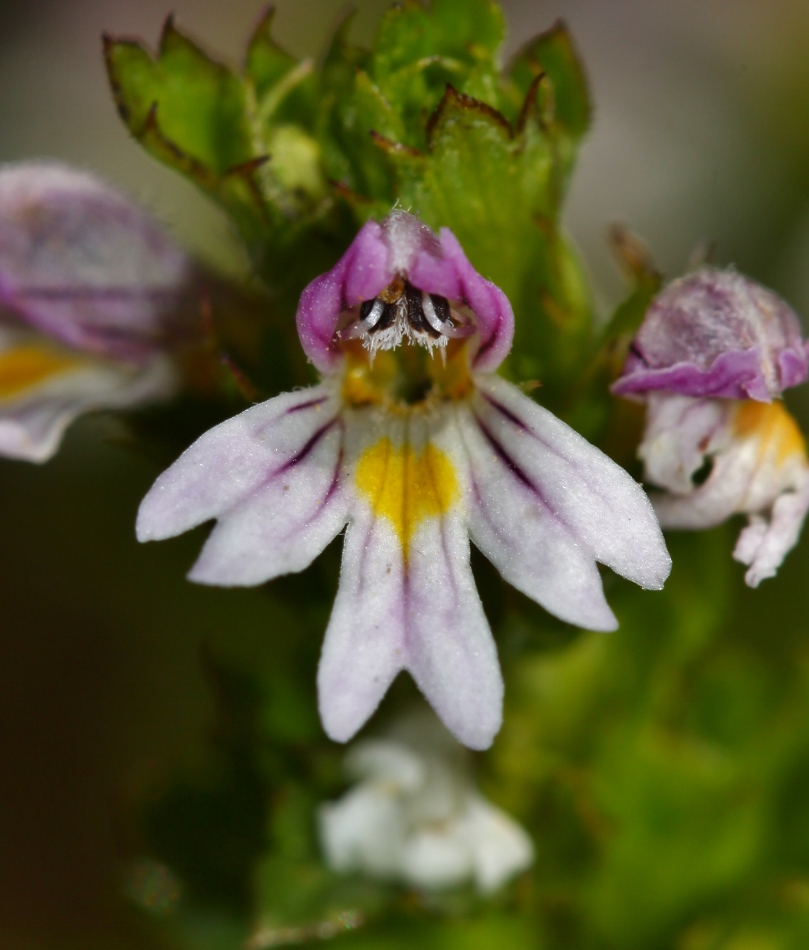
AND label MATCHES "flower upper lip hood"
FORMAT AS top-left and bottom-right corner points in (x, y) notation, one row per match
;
(295, 209), (514, 374)
(0, 160), (199, 364)
(612, 268), (809, 402)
